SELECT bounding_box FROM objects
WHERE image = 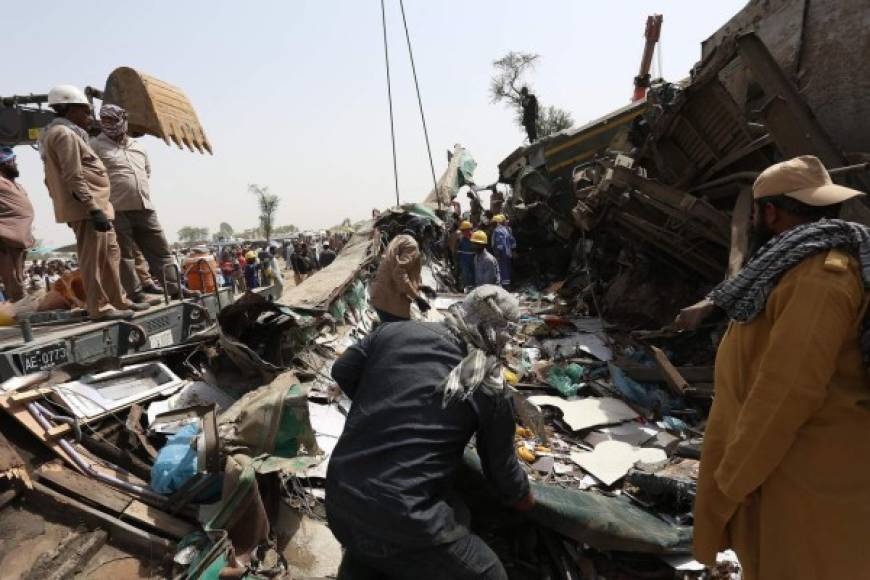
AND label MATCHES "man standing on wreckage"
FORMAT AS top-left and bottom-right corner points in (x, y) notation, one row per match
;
(326, 285), (535, 579)
(681, 156), (870, 579)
